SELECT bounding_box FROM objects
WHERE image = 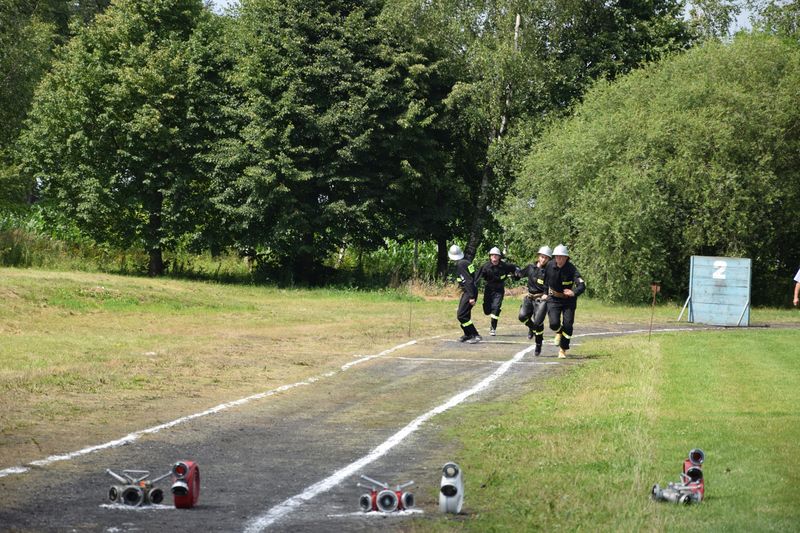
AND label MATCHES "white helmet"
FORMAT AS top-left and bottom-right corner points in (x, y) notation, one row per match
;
(553, 244), (569, 257)
(488, 246), (502, 257)
(448, 244), (464, 261)
(537, 245), (553, 258)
